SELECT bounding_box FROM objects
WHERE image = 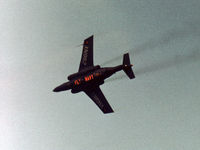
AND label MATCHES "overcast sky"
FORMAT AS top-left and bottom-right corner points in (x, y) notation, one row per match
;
(1, 0), (200, 150)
